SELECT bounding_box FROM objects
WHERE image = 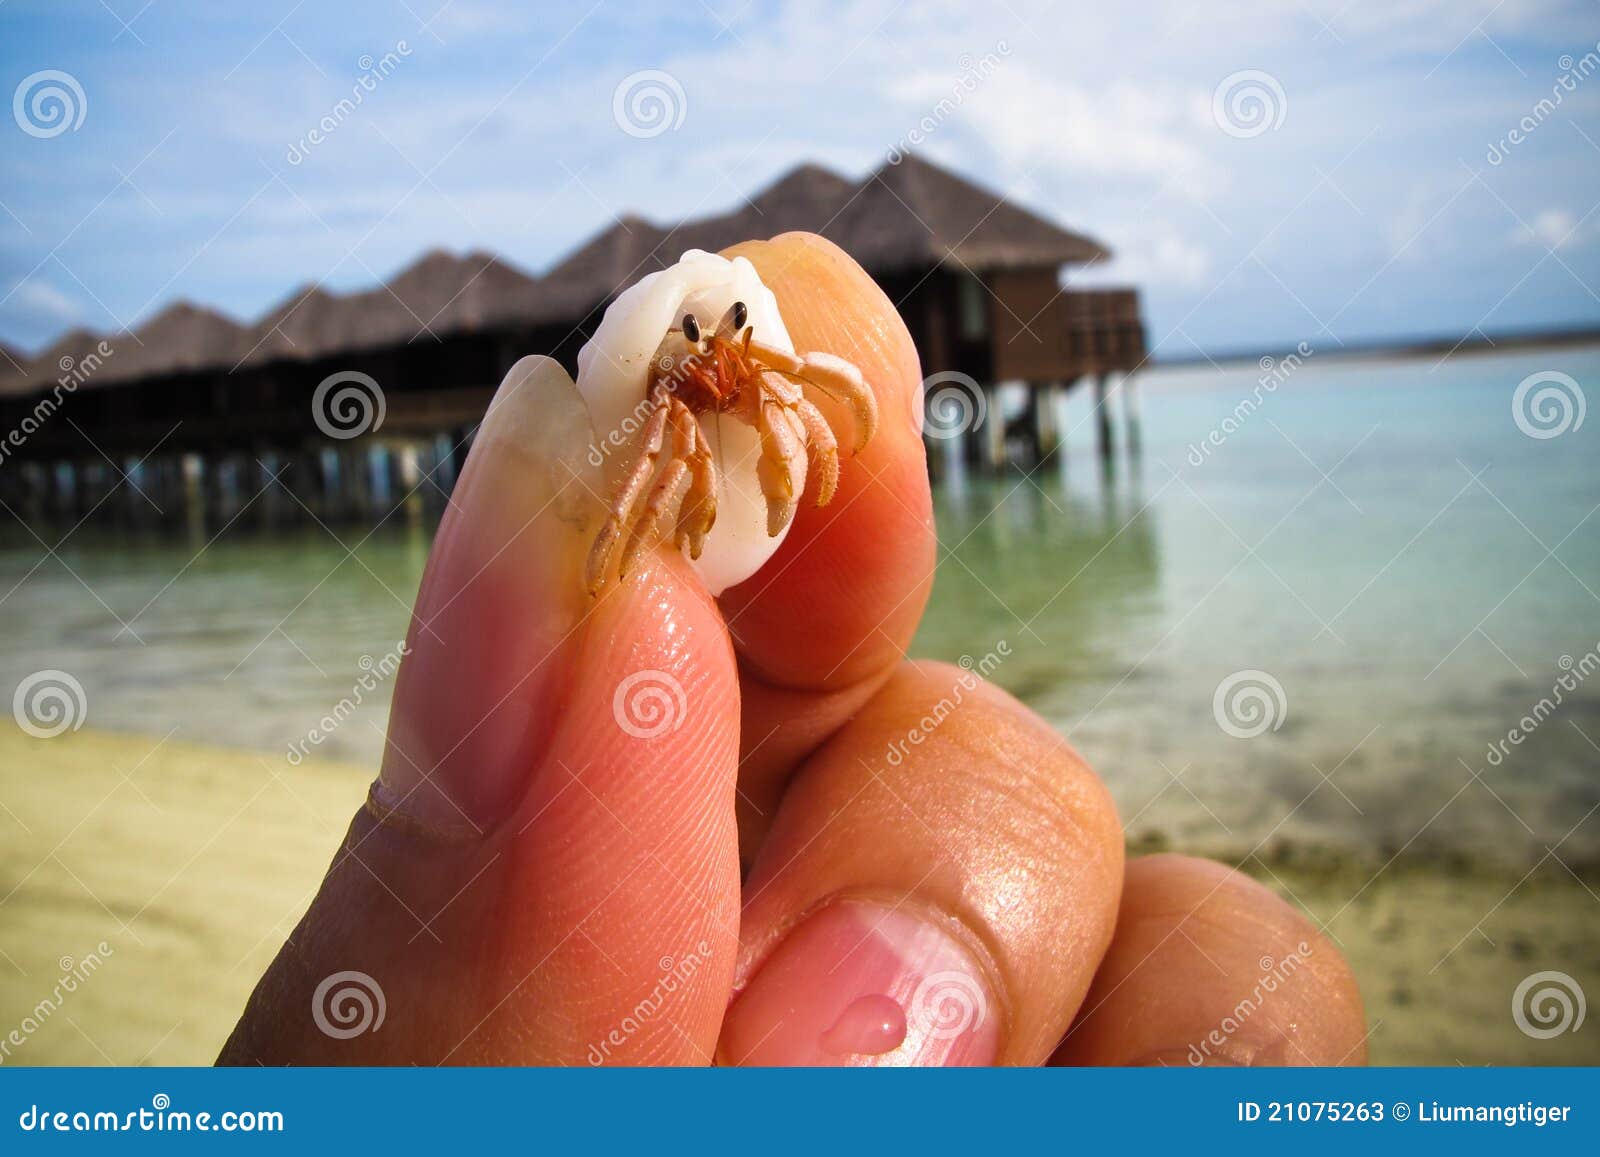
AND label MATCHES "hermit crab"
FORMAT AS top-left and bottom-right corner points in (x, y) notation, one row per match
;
(576, 250), (877, 596)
